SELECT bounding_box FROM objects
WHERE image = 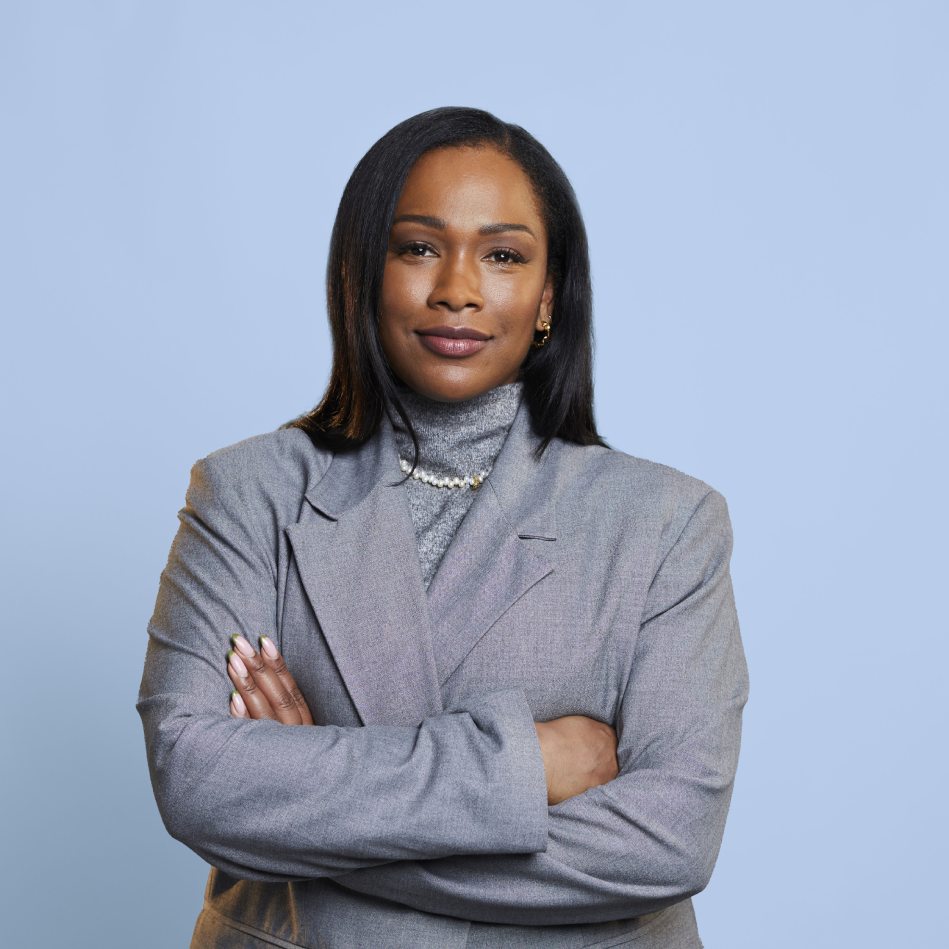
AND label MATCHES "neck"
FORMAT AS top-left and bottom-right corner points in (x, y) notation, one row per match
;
(390, 381), (523, 477)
